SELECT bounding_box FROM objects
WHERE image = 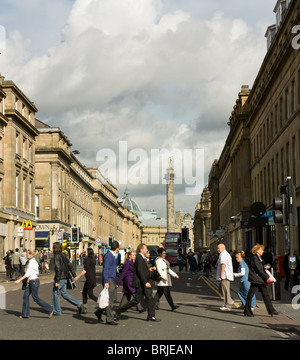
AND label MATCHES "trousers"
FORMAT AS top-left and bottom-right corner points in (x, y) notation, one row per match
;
(22, 279), (53, 318)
